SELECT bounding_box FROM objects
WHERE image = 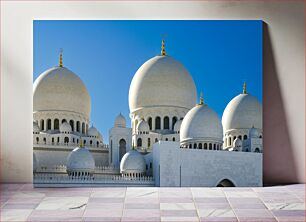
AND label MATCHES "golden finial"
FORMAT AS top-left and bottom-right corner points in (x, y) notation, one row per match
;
(243, 81), (247, 94)
(161, 34), (166, 56)
(197, 91), (206, 106)
(79, 136), (84, 148)
(59, 48), (63, 67)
